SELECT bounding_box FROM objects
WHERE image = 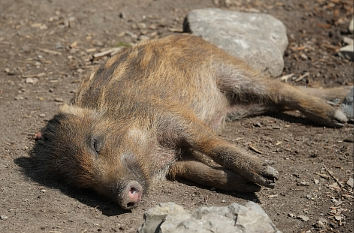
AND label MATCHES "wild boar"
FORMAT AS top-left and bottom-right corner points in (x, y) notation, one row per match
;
(32, 34), (349, 209)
